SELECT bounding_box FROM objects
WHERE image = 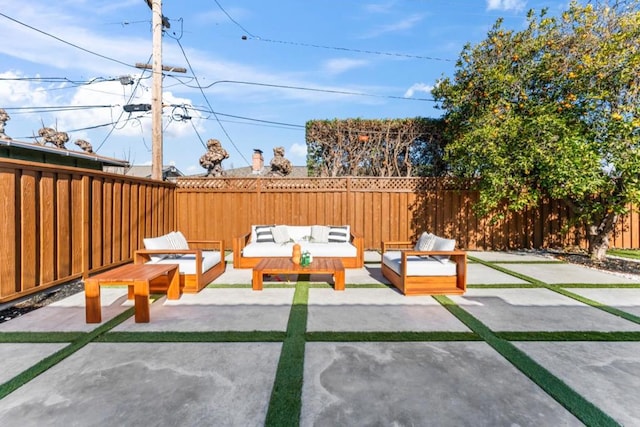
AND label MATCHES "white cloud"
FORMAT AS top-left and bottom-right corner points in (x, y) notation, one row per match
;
(289, 142), (307, 158)
(486, 0), (527, 12)
(363, 14), (424, 38)
(404, 83), (433, 98)
(322, 58), (369, 76)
